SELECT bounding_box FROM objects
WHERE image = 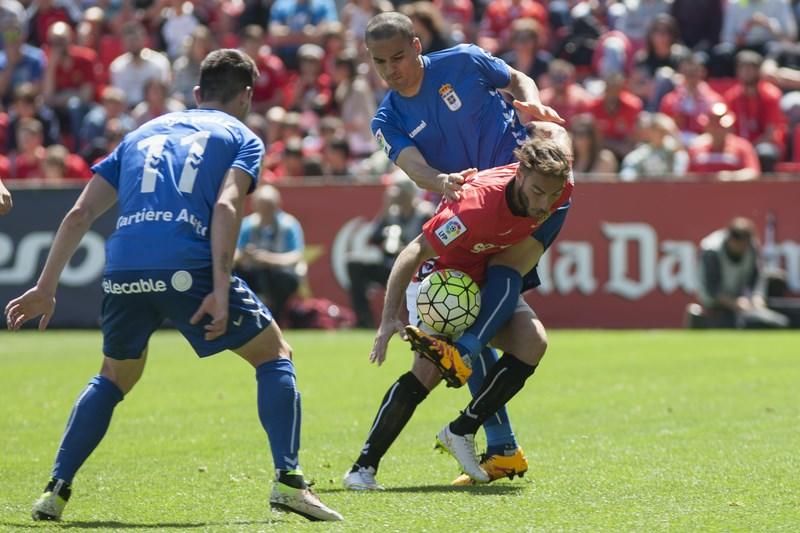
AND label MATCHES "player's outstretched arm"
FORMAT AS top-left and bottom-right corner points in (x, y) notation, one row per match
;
(5, 175), (117, 330)
(370, 234), (436, 366)
(395, 146), (475, 201)
(0, 178), (12, 215)
(503, 67), (565, 125)
(191, 169), (252, 341)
